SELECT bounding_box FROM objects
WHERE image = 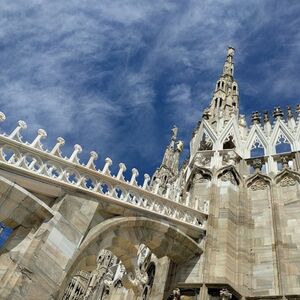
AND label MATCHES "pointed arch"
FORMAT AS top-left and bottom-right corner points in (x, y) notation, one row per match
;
(270, 120), (295, 154)
(218, 118), (242, 152)
(246, 124), (268, 158)
(200, 120), (218, 143)
(275, 168), (300, 187)
(216, 165), (242, 186)
(187, 166), (212, 189)
(192, 120), (217, 155)
(0, 175), (54, 253)
(199, 129), (213, 151)
(58, 217), (202, 298)
(246, 172), (271, 191)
